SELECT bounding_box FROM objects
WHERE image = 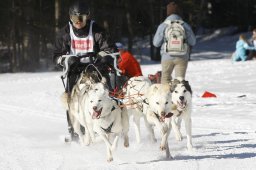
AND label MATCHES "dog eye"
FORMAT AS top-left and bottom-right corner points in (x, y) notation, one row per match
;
(156, 102), (159, 105)
(183, 90), (187, 93)
(175, 91), (178, 93)
(90, 100), (93, 103)
(98, 100), (102, 102)
(165, 102), (168, 104)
